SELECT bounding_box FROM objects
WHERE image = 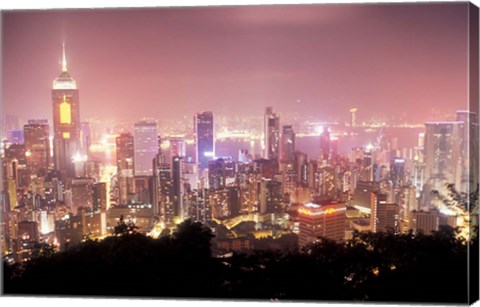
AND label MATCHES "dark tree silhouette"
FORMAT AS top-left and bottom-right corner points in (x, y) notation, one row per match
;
(114, 214), (139, 236)
(3, 220), (472, 303)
